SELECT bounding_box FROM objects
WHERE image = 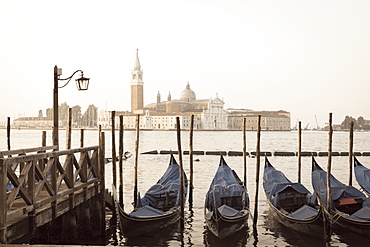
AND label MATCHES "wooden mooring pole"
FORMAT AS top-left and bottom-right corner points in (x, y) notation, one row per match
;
(349, 121), (354, 186)
(7, 117), (10, 151)
(99, 131), (106, 238)
(66, 108), (72, 149)
(326, 113), (333, 240)
(243, 118), (247, 186)
(111, 111), (117, 188)
(298, 121), (302, 183)
(176, 117), (185, 218)
(119, 115), (124, 207)
(133, 115), (140, 208)
(80, 129), (84, 148)
(189, 115), (194, 206)
(326, 113), (333, 212)
(253, 115), (261, 230)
